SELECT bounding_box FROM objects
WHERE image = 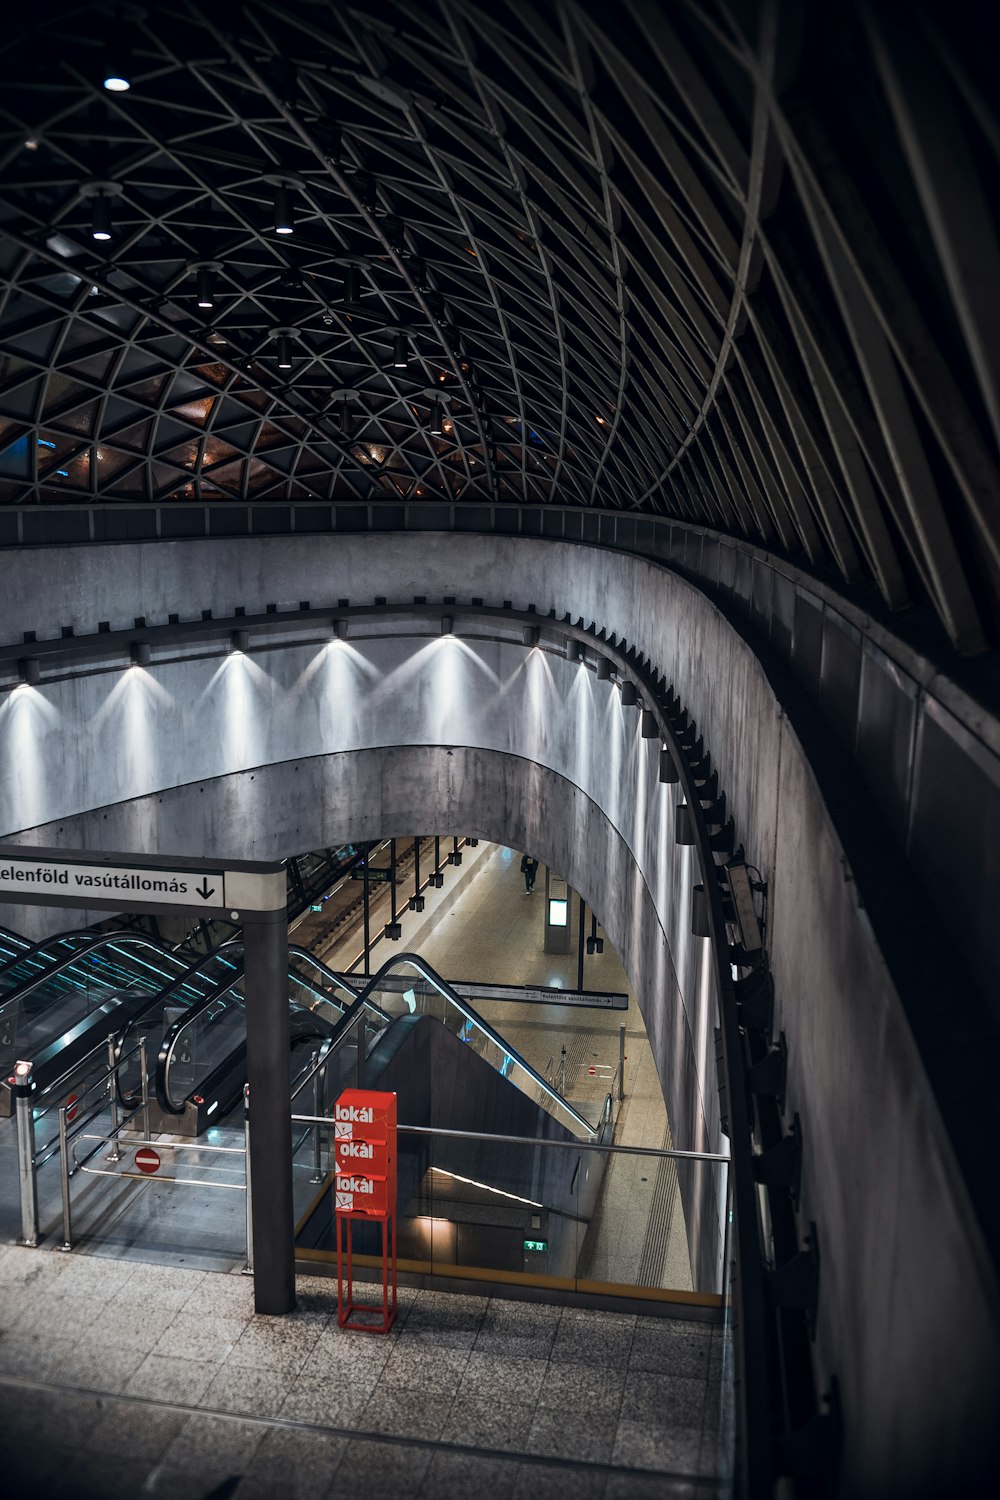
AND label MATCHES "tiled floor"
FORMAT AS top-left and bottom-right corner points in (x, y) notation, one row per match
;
(0, 1246), (728, 1498)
